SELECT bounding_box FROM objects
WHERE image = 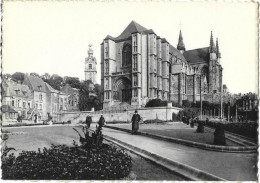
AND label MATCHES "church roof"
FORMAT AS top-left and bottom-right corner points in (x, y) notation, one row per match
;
(183, 47), (209, 64)
(104, 21), (186, 62)
(105, 21), (148, 41)
(169, 44), (186, 61)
